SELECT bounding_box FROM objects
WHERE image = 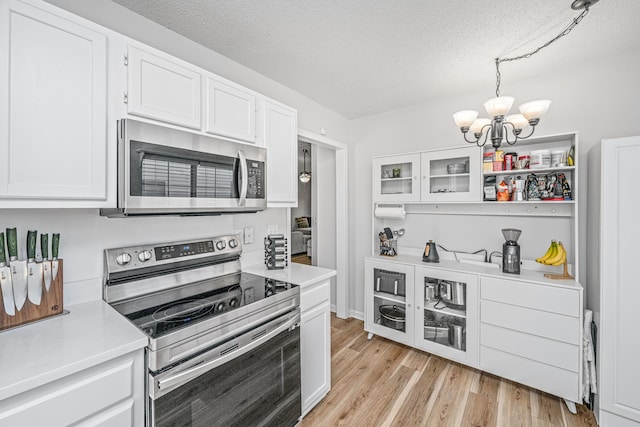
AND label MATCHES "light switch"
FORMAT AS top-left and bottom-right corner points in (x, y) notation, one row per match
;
(244, 227), (254, 244)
